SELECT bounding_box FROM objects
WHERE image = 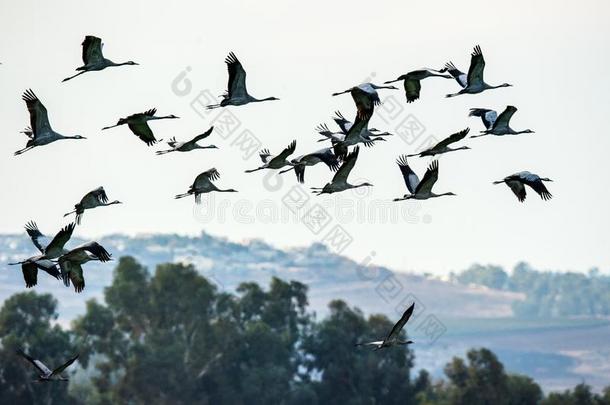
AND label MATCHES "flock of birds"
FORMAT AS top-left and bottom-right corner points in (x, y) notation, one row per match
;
(7, 36), (554, 380)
